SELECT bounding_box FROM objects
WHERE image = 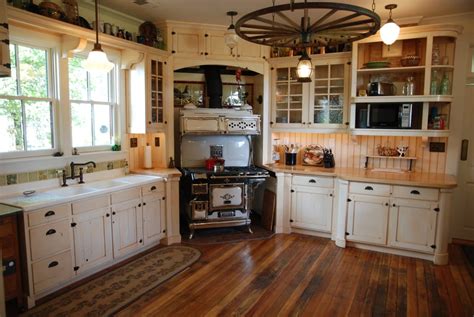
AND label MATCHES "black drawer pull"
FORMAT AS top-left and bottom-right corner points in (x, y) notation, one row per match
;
(143, 202), (147, 206)
(224, 200), (232, 205)
(410, 190), (420, 195)
(364, 186), (373, 191)
(308, 179), (316, 183)
(45, 210), (55, 217)
(150, 186), (156, 191)
(48, 261), (58, 268)
(46, 229), (56, 235)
